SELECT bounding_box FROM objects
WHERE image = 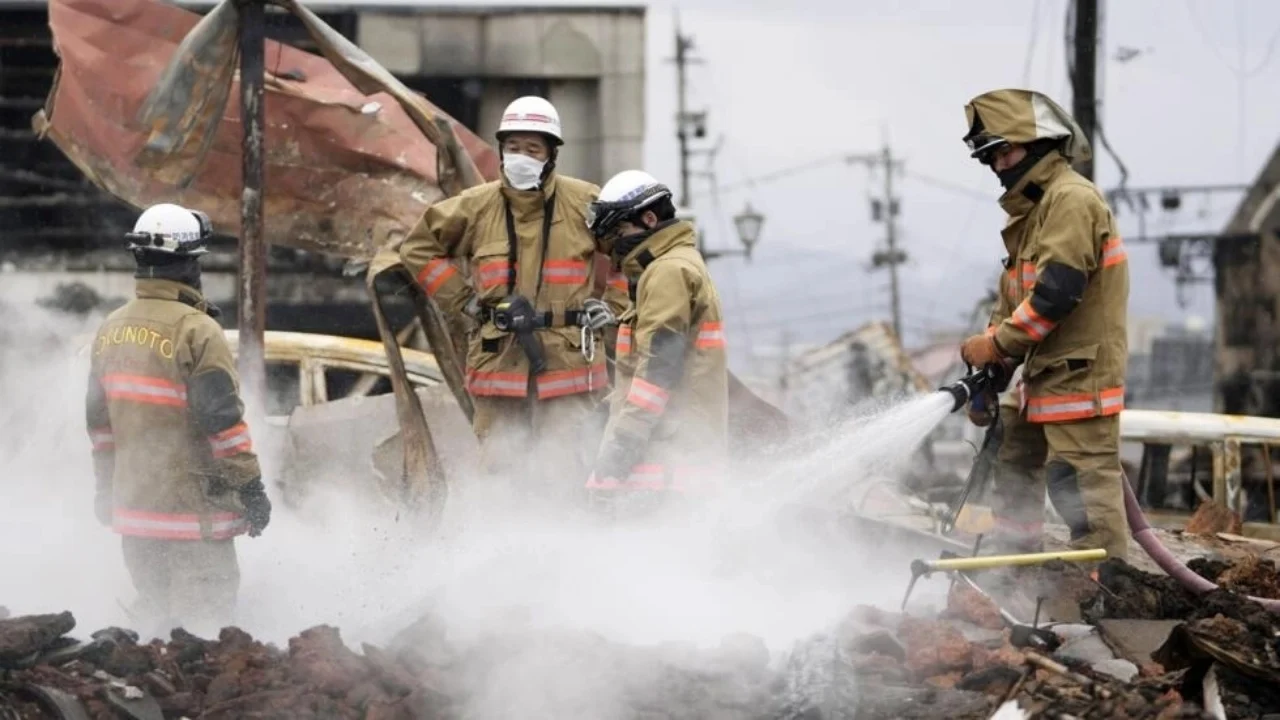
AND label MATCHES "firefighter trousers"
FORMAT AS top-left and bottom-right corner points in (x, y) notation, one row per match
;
(993, 411), (1130, 561)
(121, 536), (239, 636)
(471, 388), (607, 509)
